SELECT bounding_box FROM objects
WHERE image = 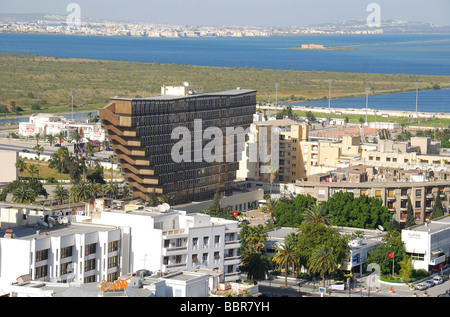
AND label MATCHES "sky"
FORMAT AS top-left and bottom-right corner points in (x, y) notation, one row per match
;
(1, 0), (449, 26)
